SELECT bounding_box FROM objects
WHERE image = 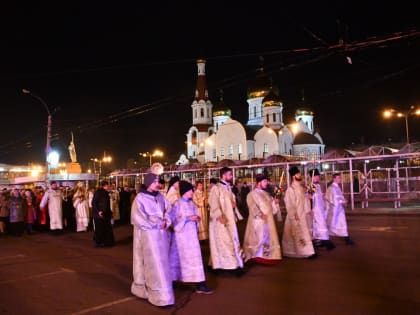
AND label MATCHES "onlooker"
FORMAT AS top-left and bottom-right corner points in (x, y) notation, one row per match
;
(24, 189), (37, 235)
(8, 188), (27, 236)
(119, 186), (132, 224)
(0, 191), (9, 235)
